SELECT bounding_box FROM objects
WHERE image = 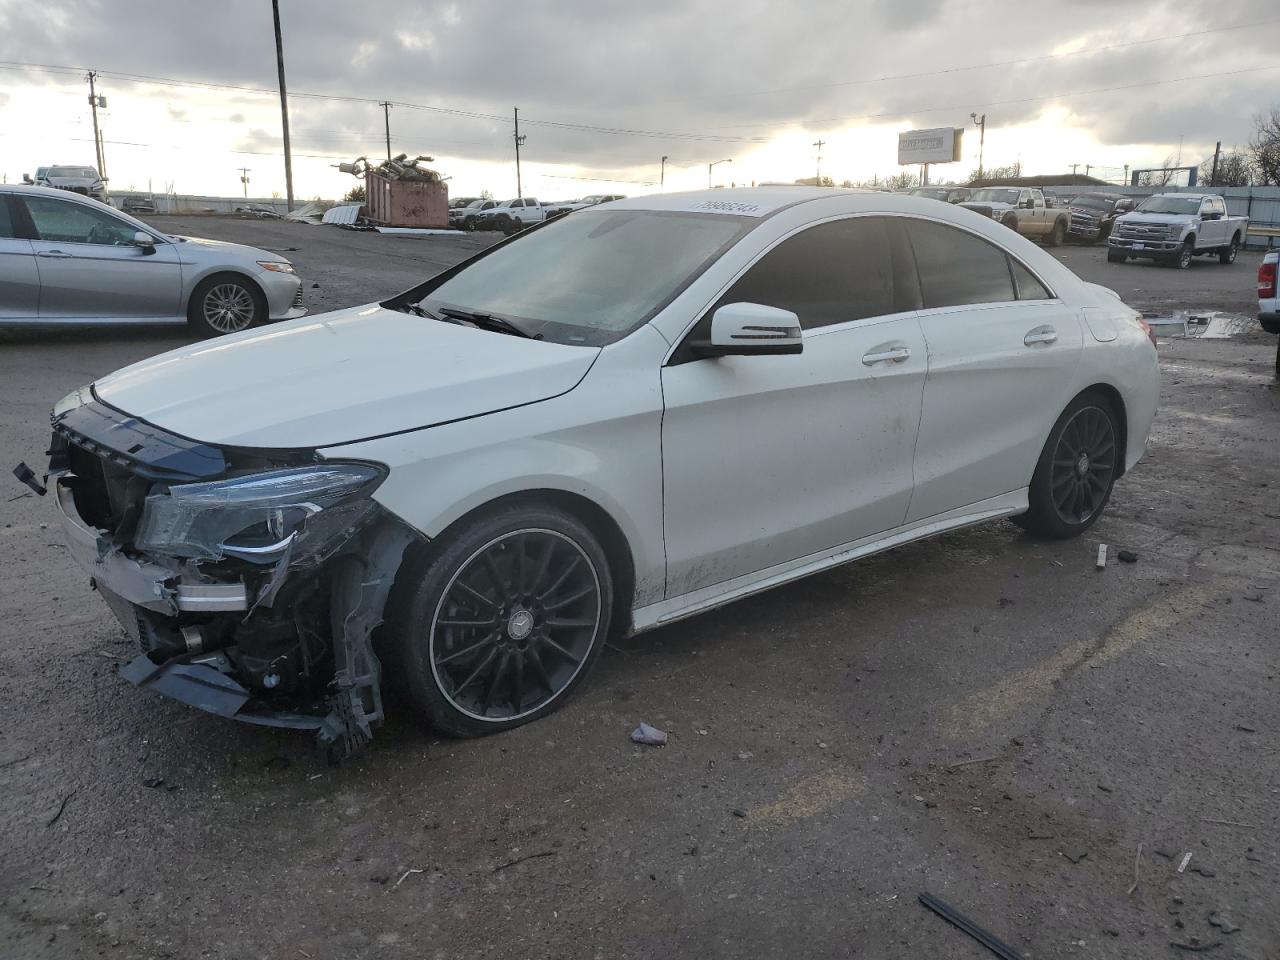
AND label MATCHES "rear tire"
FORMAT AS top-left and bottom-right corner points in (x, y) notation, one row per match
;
(1047, 219), (1065, 247)
(384, 503), (614, 738)
(1013, 391), (1121, 540)
(1219, 234), (1240, 264)
(187, 274), (265, 337)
